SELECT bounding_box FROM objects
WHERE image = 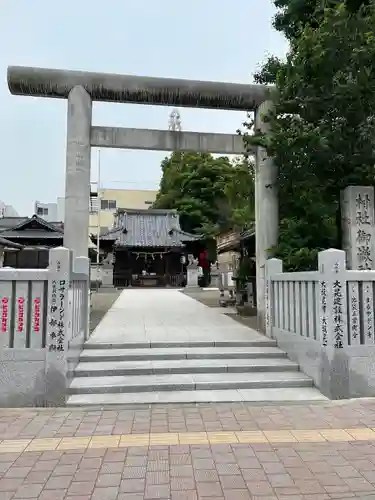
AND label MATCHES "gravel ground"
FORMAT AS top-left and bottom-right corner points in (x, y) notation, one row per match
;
(183, 288), (260, 331)
(182, 288), (222, 308)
